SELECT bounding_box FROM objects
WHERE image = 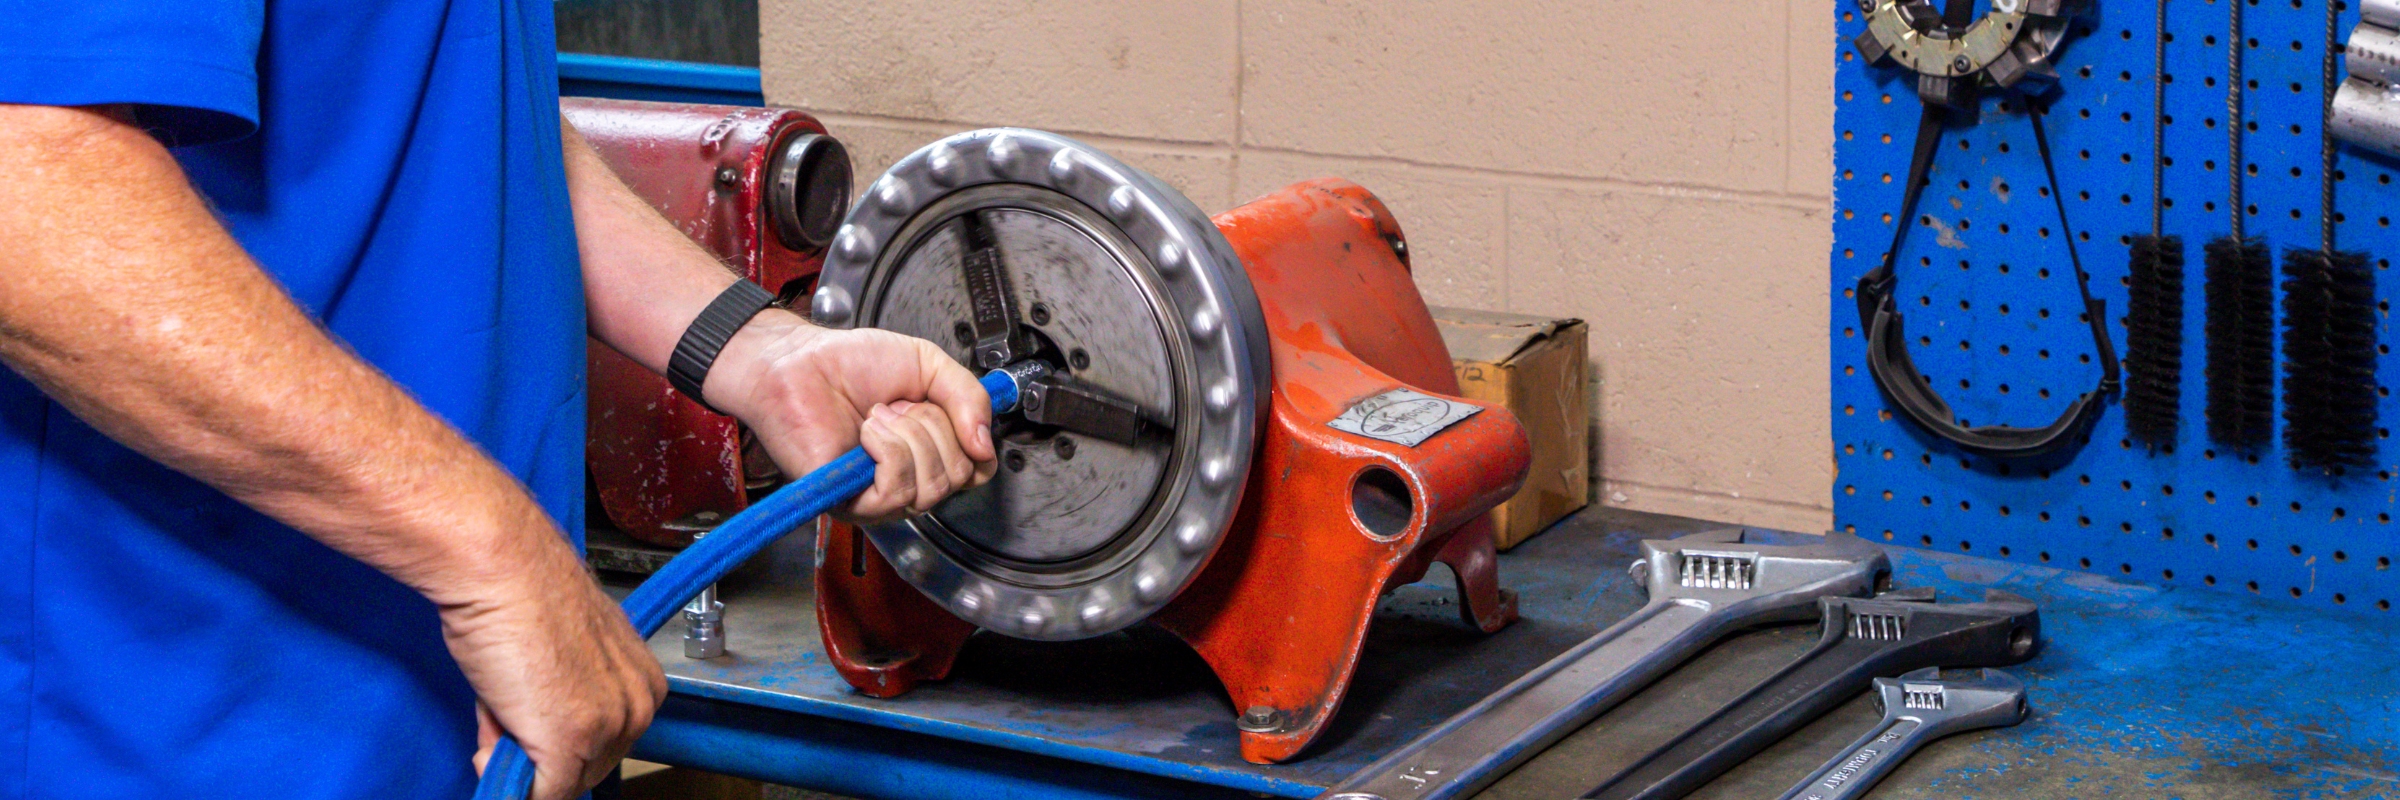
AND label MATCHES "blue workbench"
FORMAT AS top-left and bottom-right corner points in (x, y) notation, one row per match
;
(614, 505), (2400, 799)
